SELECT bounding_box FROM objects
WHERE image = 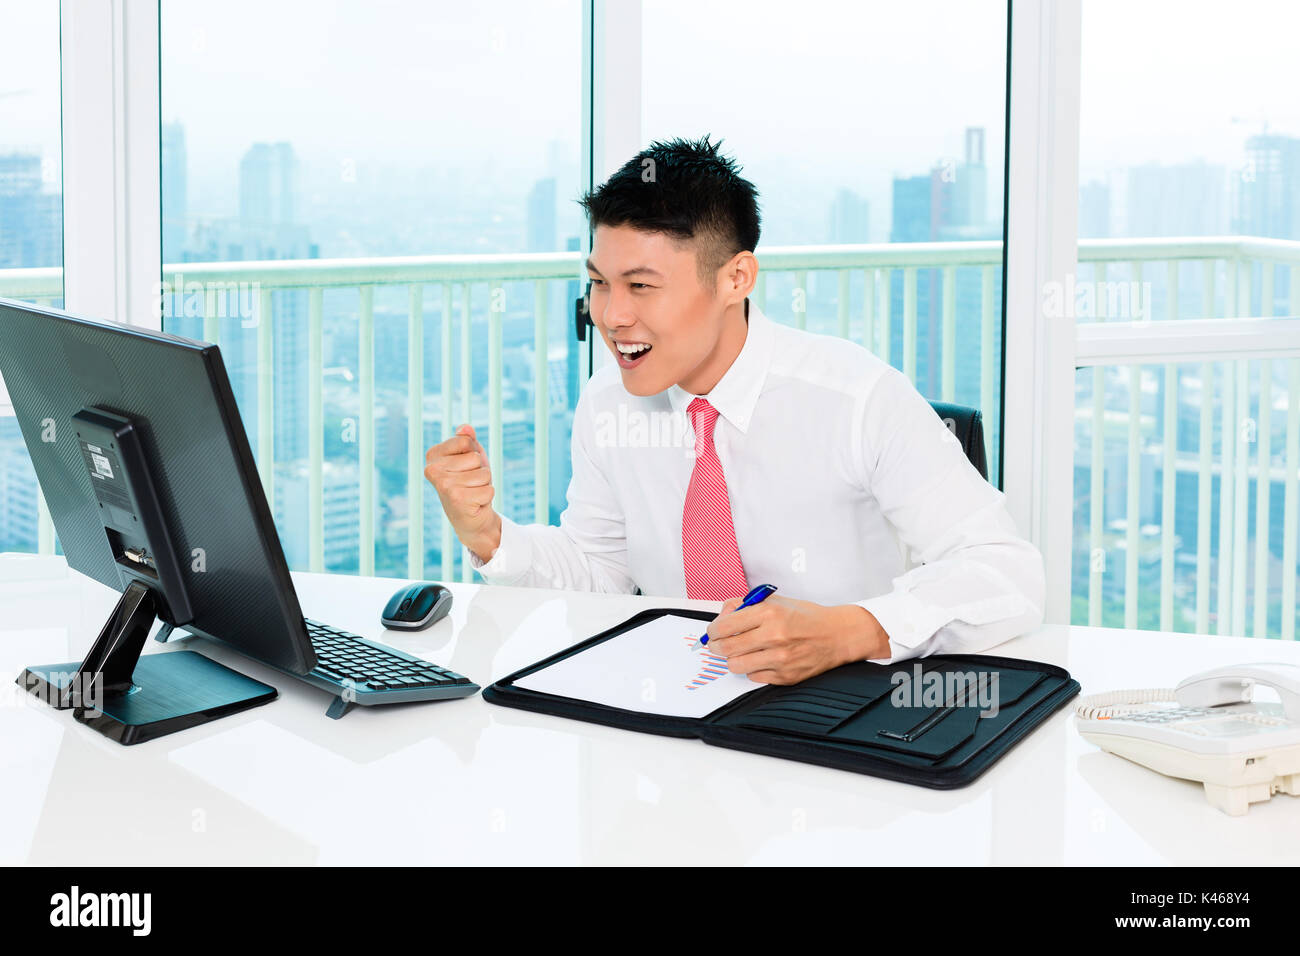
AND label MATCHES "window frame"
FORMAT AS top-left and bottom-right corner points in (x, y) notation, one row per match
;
(59, 0), (161, 333)
(1003, 0), (1082, 627)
